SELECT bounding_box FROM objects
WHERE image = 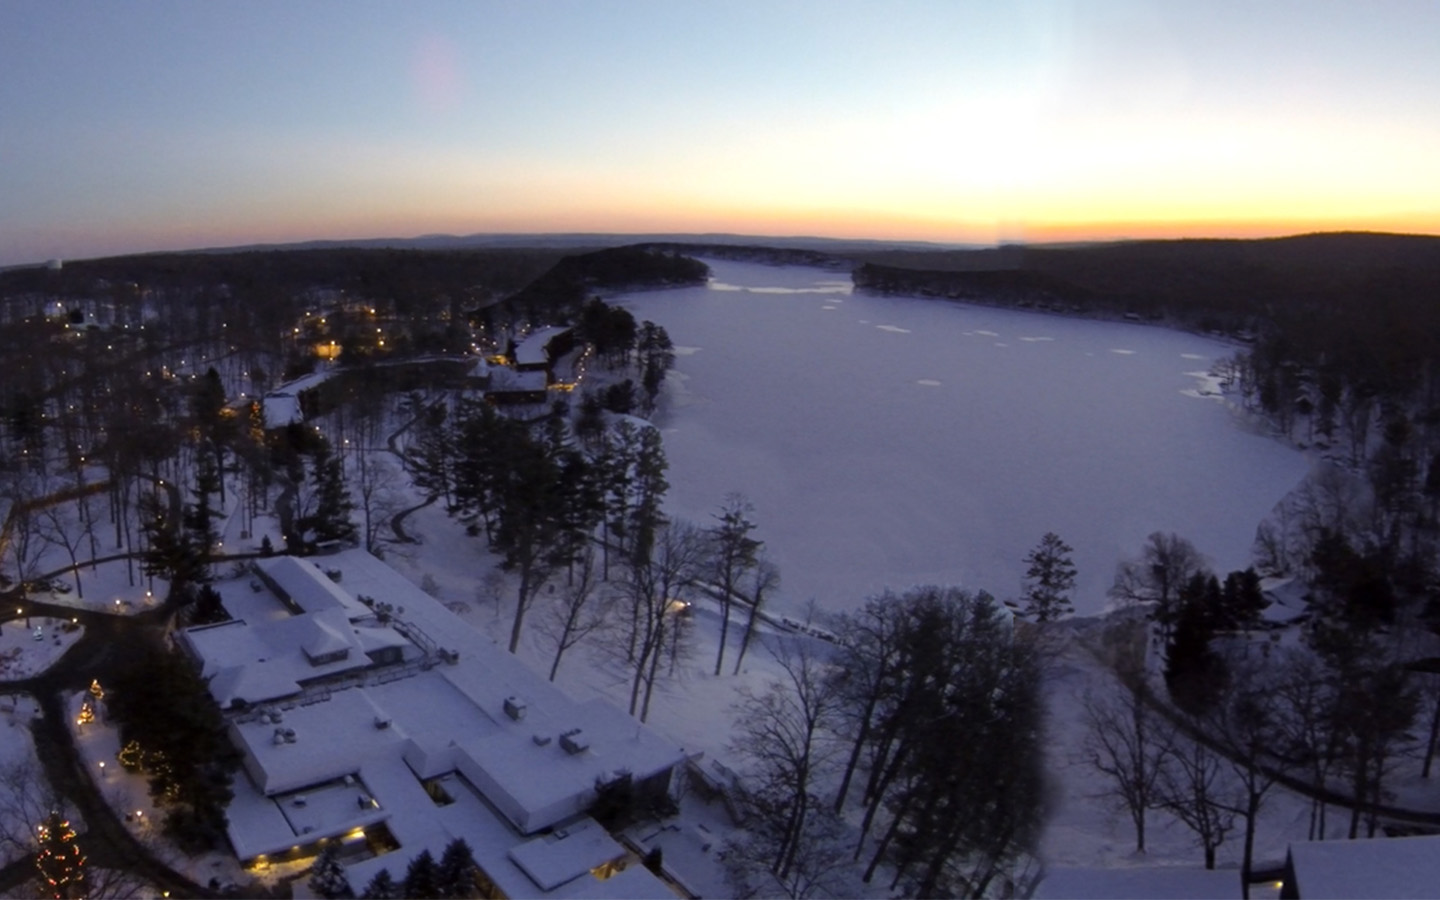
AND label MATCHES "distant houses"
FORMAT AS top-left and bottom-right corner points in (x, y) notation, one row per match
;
(179, 549), (687, 898)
